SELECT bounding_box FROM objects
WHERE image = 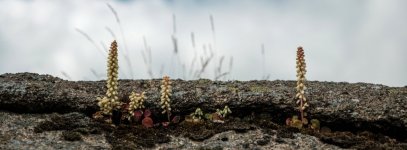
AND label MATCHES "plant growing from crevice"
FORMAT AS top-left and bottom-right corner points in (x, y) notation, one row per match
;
(286, 115), (304, 129)
(95, 40), (121, 120)
(296, 46), (308, 123)
(216, 106), (232, 118)
(191, 108), (204, 120)
(186, 106), (232, 124)
(160, 76), (172, 122)
(212, 106), (232, 123)
(141, 109), (153, 128)
(286, 47), (320, 130)
(310, 119), (320, 130)
(121, 107), (154, 128)
(126, 91), (146, 121)
(186, 108), (204, 124)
